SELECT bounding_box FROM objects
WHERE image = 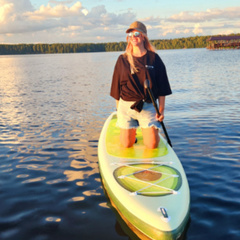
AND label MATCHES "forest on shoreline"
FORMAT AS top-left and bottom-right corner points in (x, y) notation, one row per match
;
(0, 34), (239, 55)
